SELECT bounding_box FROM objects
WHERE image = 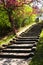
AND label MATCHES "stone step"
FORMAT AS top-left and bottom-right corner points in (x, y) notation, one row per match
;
(2, 43), (36, 48)
(2, 49), (32, 53)
(3, 48), (32, 50)
(12, 41), (36, 44)
(2, 42), (37, 49)
(8, 44), (34, 47)
(10, 41), (36, 44)
(0, 52), (34, 58)
(32, 47), (37, 52)
(16, 36), (39, 39)
(13, 38), (39, 42)
(7, 45), (33, 49)
(6, 44), (34, 49)
(32, 47), (36, 49)
(13, 37), (39, 40)
(14, 41), (37, 44)
(2, 42), (36, 49)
